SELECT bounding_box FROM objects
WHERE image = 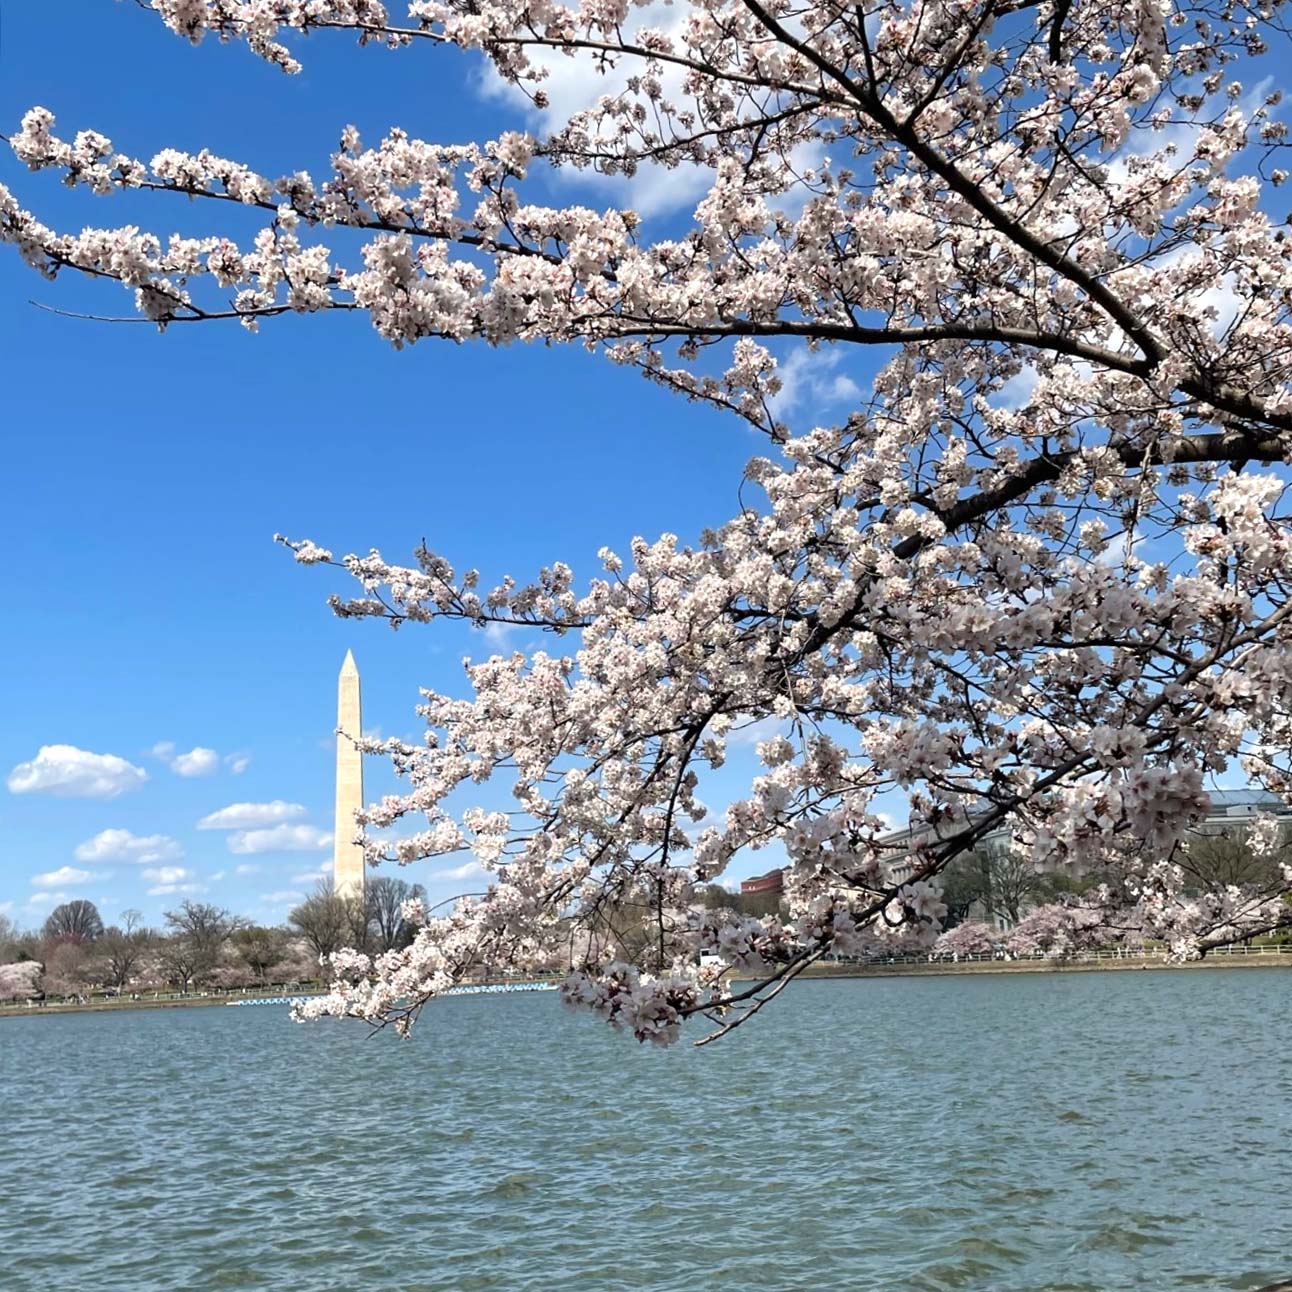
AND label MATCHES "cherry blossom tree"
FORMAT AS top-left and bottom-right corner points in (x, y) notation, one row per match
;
(933, 920), (998, 959)
(40, 940), (92, 1000)
(5, 0), (1292, 1043)
(1003, 901), (1113, 958)
(0, 959), (42, 1003)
